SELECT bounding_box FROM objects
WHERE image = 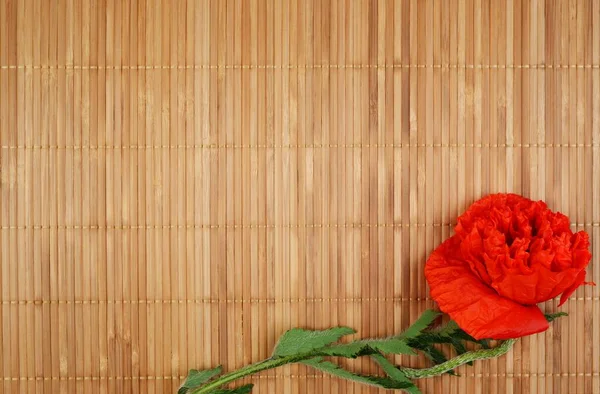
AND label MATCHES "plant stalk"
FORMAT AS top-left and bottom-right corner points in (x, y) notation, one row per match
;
(398, 339), (516, 379)
(189, 353), (315, 394)
(188, 339), (516, 392)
